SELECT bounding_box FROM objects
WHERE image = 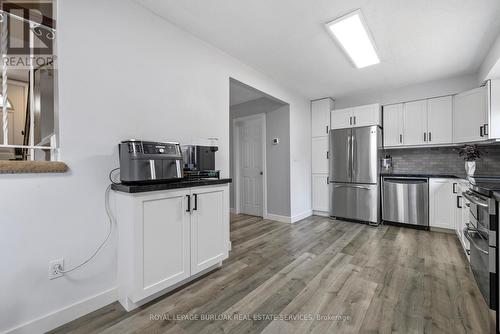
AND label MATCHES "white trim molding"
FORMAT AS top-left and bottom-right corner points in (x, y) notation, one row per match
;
(4, 288), (117, 334)
(291, 210), (313, 223)
(264, 213), (291, 223)
(312, 211), (329, 217)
